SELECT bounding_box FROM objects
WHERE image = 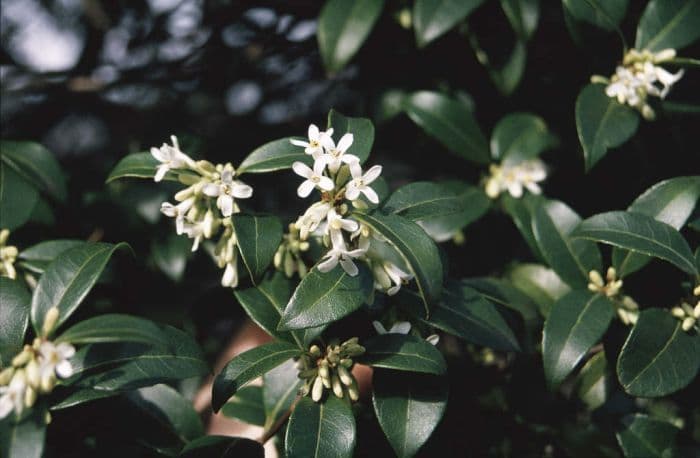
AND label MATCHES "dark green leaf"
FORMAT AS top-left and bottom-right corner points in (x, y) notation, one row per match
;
(508, 263), (571, 317)
(383, 182), (466, 221)
(30, 242), (130, 336)
(562, 0), (628, 30)
(262, 359), (302, 430)
(237, 138), (309, 175)
(353, 212), (443, 316)
(55, 314), (167, 345)
(0, 160), (39, 230)
(179, 436), (264, 458)
(0, 403), (47, 458)
(532, 200), (602, 288)
(278, 264), (373, 331)
(402, 91), (490, 164)
(212, 341), (299, 412)
(635, 0), (700, 52)
(490, 112), (556, 161)
(232, 214), (283, 283)
(617, 308), (700, 397)
(106, 152), (177, 183)
(151, 234), (192, 282)
(542, 291), (615, 388)
(576, 84), (639, 171)
(221, 386), (265, 426)
(573, 211), (698, 275)
(285, 396), (356, 458)
(359, 334), (447, 375)
(327, 110), (375, 164)
(372, 369), (448, 458)
(18, 240), (86, 274)
(413, 0), (486, 47)
(577, 351), (613, 410)
(502, 193), (545, 261)
(1, 140), (67, 203)
(0, 278), (29, 368)
(616, 414), (679, 458)
(50, 388), (119, 410)
(501, 0), (540, 40)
